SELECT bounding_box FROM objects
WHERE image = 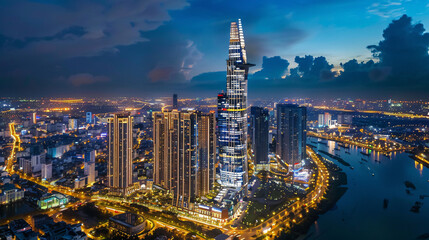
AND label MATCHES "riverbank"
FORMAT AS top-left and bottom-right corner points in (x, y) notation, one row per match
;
(273, 157), (348, 240)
